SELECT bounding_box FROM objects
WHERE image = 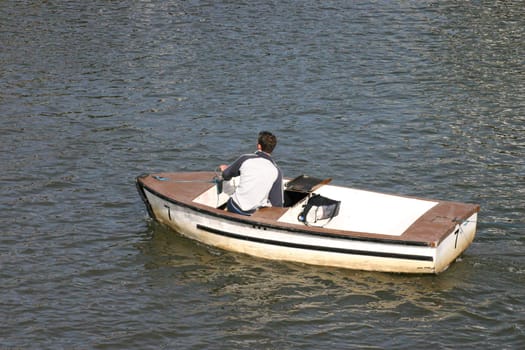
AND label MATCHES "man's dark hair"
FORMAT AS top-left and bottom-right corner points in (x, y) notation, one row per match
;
(258, 131), (277, 153)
